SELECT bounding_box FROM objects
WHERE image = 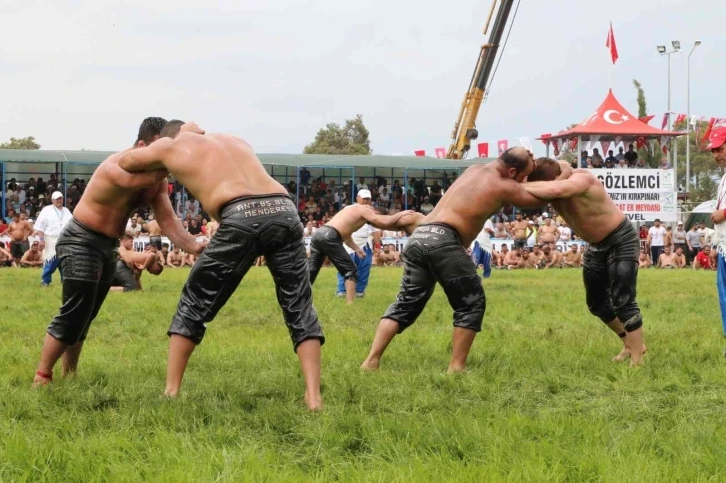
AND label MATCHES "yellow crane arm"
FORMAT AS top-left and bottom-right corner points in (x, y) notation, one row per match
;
(446, 0), (516, 160)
